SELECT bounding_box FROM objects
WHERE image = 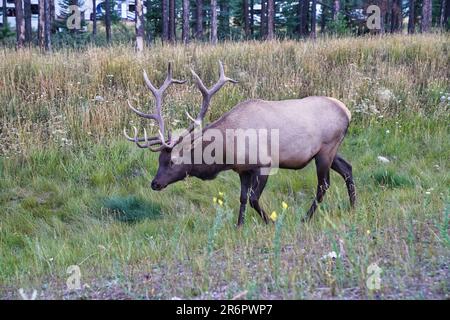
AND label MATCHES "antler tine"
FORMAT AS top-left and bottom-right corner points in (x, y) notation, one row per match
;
(190, 68), (208, 99)
(209, 61), (238, 95)
(123, 126), (161, 143)
(160, 62), (187, 92)
(191, 61), (237, 96)
(125, 62), (187, 150)
(218, 60), (238, 83)
(123, 126), (163, 148)
(127, 100), (158, 120)
(143, 70), (158, 96)
(189, 61), (238, 124)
